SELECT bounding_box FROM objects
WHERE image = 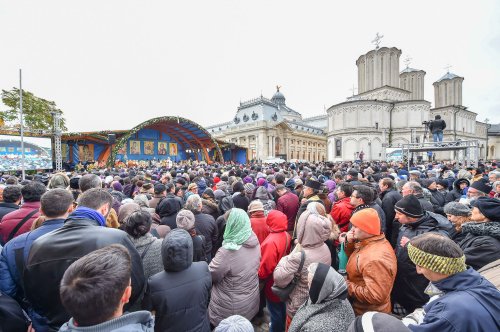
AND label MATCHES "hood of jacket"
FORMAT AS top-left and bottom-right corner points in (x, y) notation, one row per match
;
(324, 180), (336, 193)
(297, 210), (331, 248)
(266, 210), (288, 233)
(196, 178), (207, 195)
(241, 231), (259, 249)
(461, 221), (500, 240)
(255, 186), (272, 201)
(410, 211), (452, 232)
(453, 178), (470, 191)
(59, 311), (154, 332)
(161, 228), (193, 272)
(157, 197), (182, 217)
(202, 198), (218, 212)
(219, 196), (234, 214)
